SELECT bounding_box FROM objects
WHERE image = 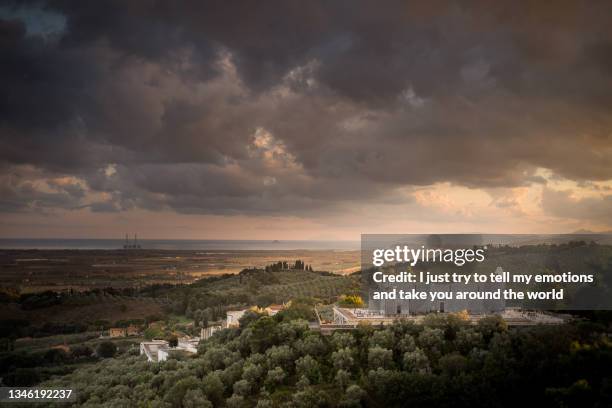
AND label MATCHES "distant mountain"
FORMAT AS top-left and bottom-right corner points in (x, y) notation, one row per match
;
(571, 229), (612, 234)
